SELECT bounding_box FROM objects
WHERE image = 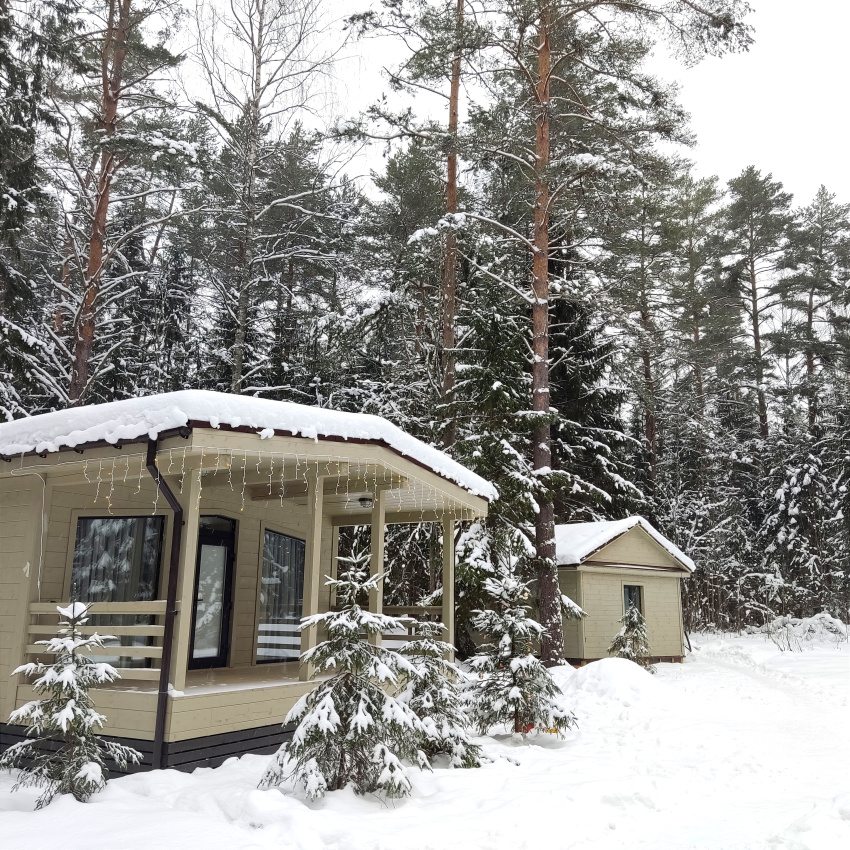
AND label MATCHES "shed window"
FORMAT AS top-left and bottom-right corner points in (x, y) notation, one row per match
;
(71, 516), (165, 666)
(256, 529), (306, 662)
(624, 584), (643, 614)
